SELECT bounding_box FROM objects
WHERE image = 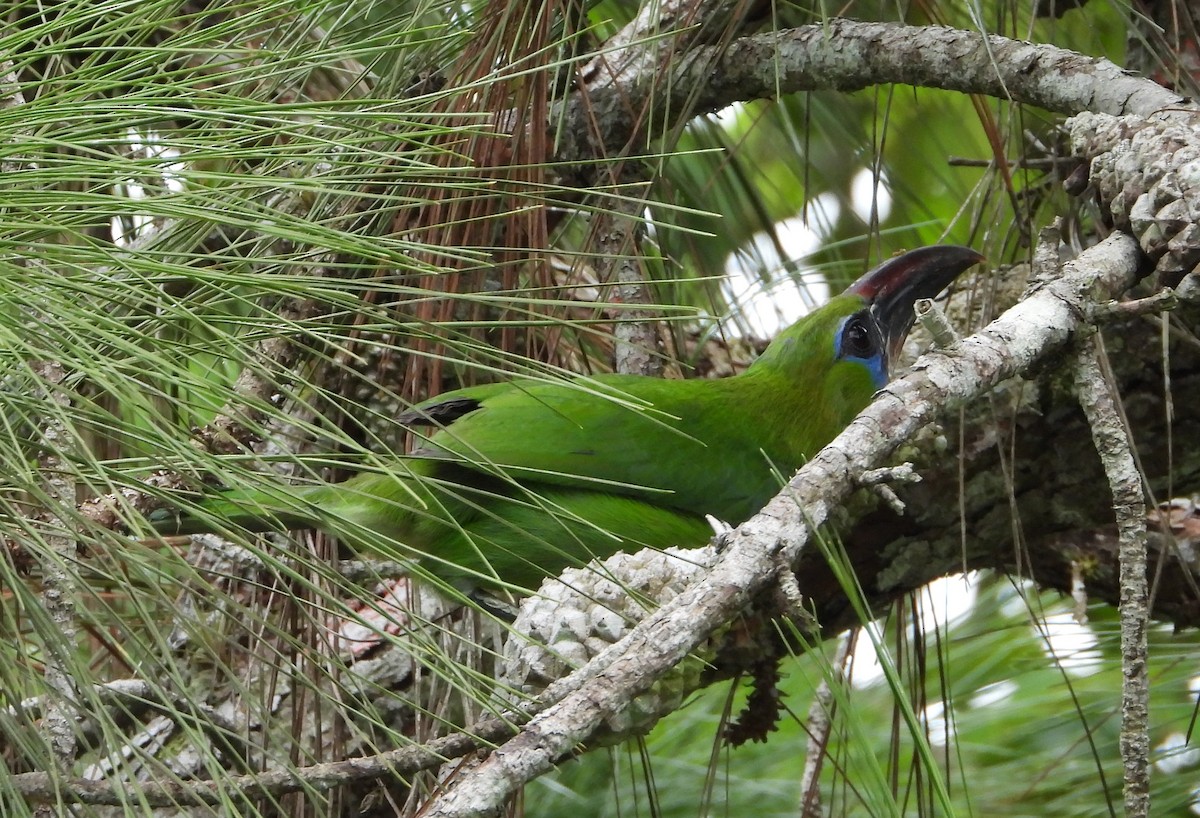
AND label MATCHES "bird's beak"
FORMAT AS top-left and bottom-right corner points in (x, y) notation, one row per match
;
(845, 245), (984, 360)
